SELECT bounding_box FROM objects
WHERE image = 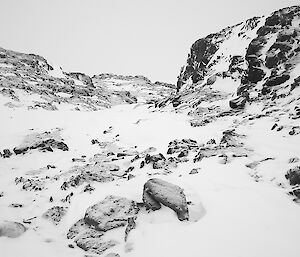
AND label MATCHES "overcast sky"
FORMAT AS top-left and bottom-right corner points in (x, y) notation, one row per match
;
(1, 0), (299, 83)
